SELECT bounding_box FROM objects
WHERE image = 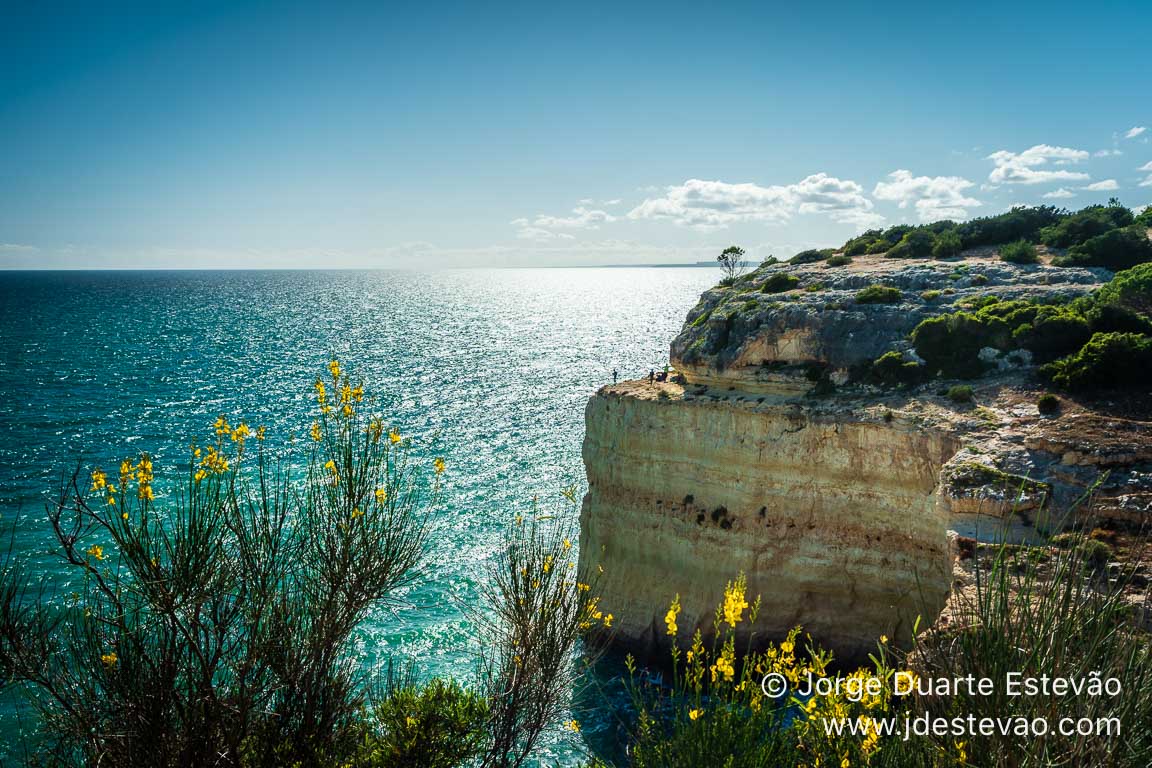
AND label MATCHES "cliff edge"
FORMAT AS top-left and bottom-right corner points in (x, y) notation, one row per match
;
(579, 251), (1151, 662)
